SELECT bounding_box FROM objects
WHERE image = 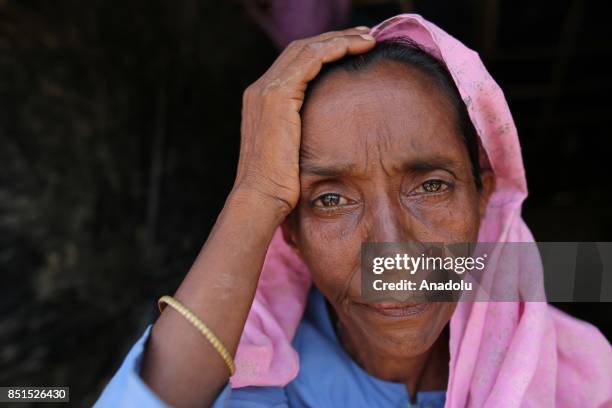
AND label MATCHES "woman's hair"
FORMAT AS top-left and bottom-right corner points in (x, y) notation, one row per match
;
(306, 38), (483, 190)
